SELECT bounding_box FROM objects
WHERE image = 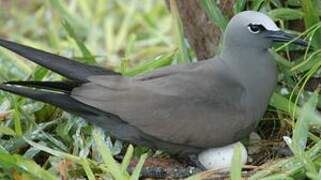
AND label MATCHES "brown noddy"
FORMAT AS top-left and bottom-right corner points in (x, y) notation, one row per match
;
(0, 11), (306, 168)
